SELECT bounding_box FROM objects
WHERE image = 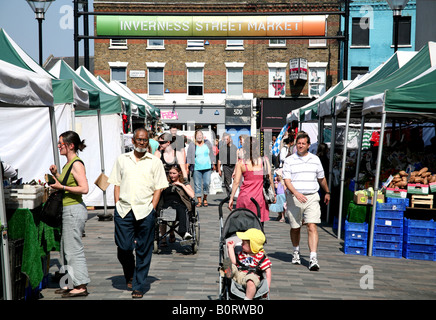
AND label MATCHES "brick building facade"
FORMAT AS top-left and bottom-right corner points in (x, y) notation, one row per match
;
(93, 0), (344, 140)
